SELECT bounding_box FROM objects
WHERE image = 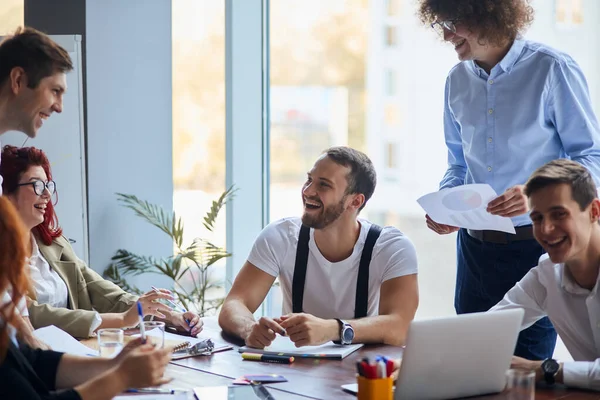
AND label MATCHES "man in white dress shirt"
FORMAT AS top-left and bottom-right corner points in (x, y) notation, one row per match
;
(0, 27), (72, 195)
(491, 159), (600, 390)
